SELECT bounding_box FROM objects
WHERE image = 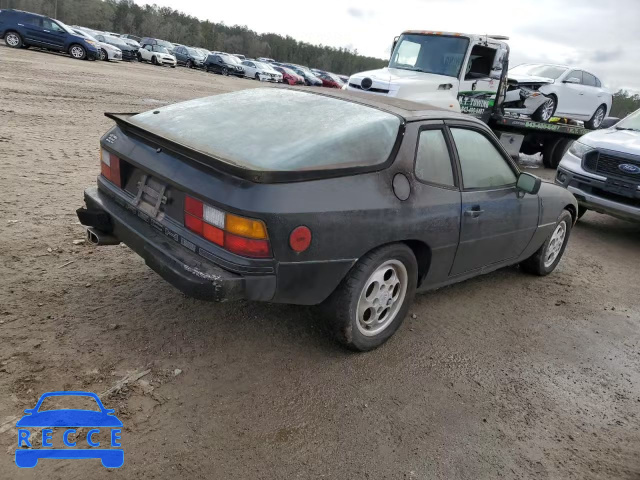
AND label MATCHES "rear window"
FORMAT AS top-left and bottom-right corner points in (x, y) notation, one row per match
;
(129, 89), (401, 172)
